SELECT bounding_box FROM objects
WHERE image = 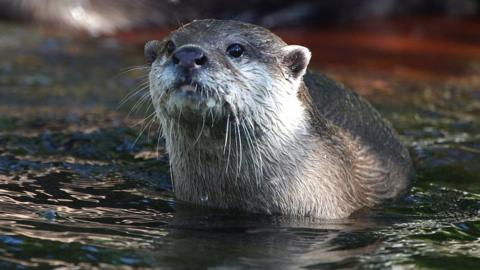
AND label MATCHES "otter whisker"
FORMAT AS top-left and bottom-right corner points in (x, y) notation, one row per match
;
(246, 130), (260, 185)
(242, 122), (255, 181)
(156, 121), (165, 156)
(134, 93), (153, 116)
(168, 118), (175, 144)
(135, 113), (157, 145)
(114, 66), (150, 89)
(146, 115), (158, 142)
(131, 112), (157, 148)
(235, 122), (243, 177)
(211, 85), (222, 126)
(132, 111), (157, 127)
(154, 89), (168, 106)
(209, 107), (215, 127)
(142, 116), (157, 142)
(242, 118), (264, 186)
(233, 122), (239, 177)
(143, 98), (154, 116)
(161, 121), (175, 193)
(130, 91), (151, 112)
(121, 84), (149, 110)
(191, 111), (207, 147)
(227, 119), (233, 172)
(126, 91), (152, 119)
(224, 113), (233, 173)
(118, 81), (150, 108)
(223, 114), (230, 154)
(175, 104), (184, 139)
(118, 64), (150, 75)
